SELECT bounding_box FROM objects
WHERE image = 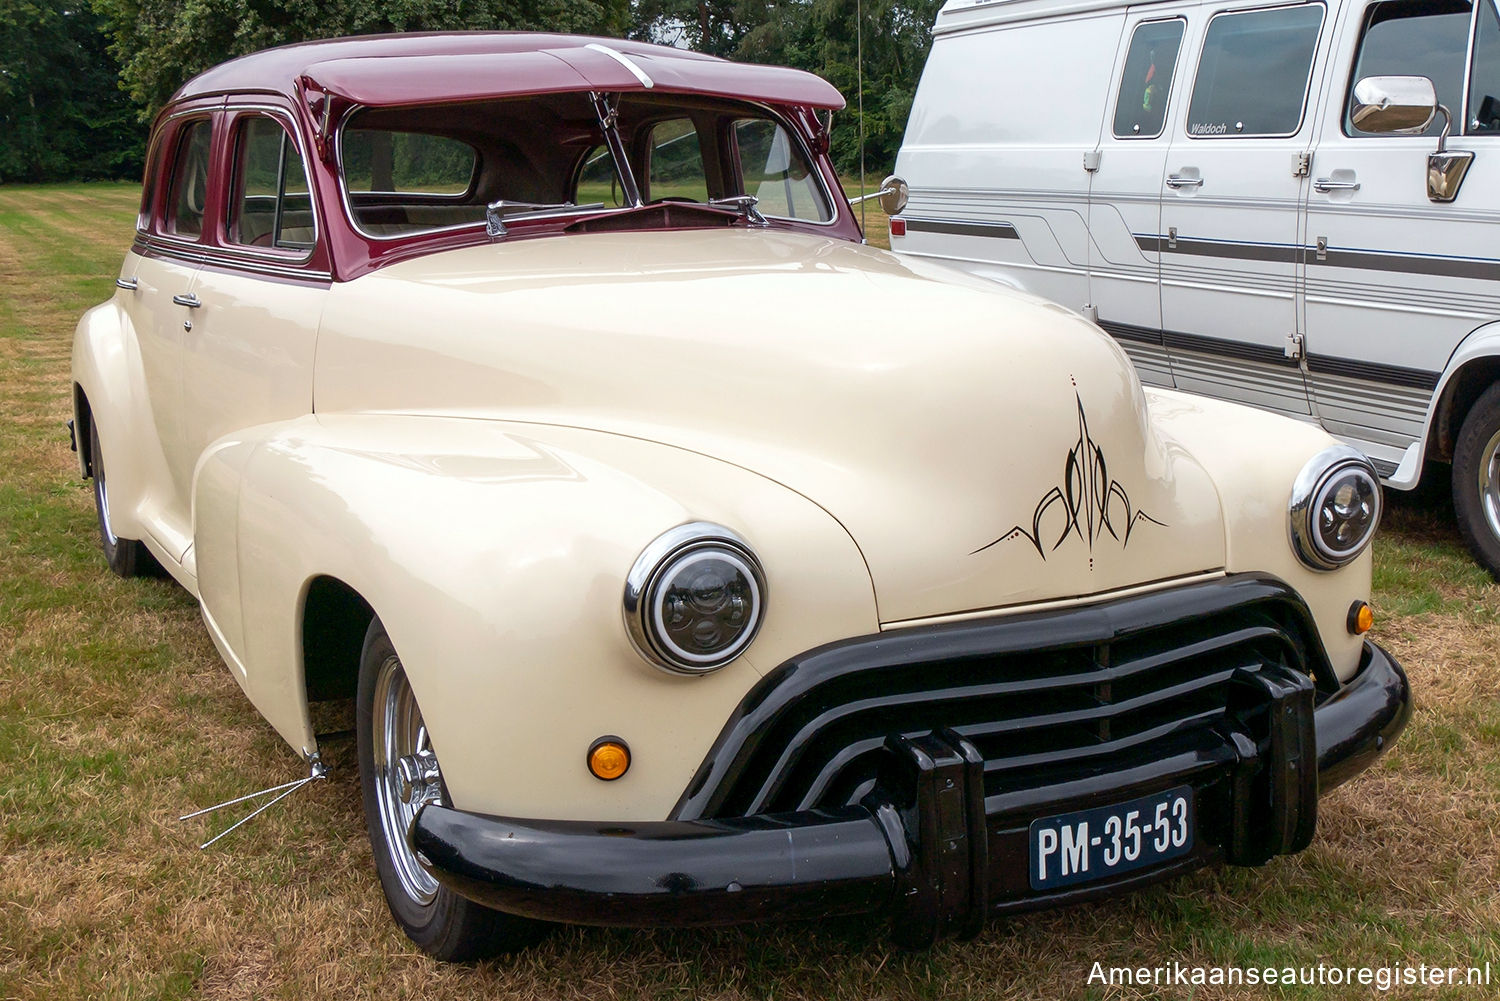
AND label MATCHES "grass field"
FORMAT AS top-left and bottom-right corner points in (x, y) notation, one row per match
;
(0, 182), (1496, 1000)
